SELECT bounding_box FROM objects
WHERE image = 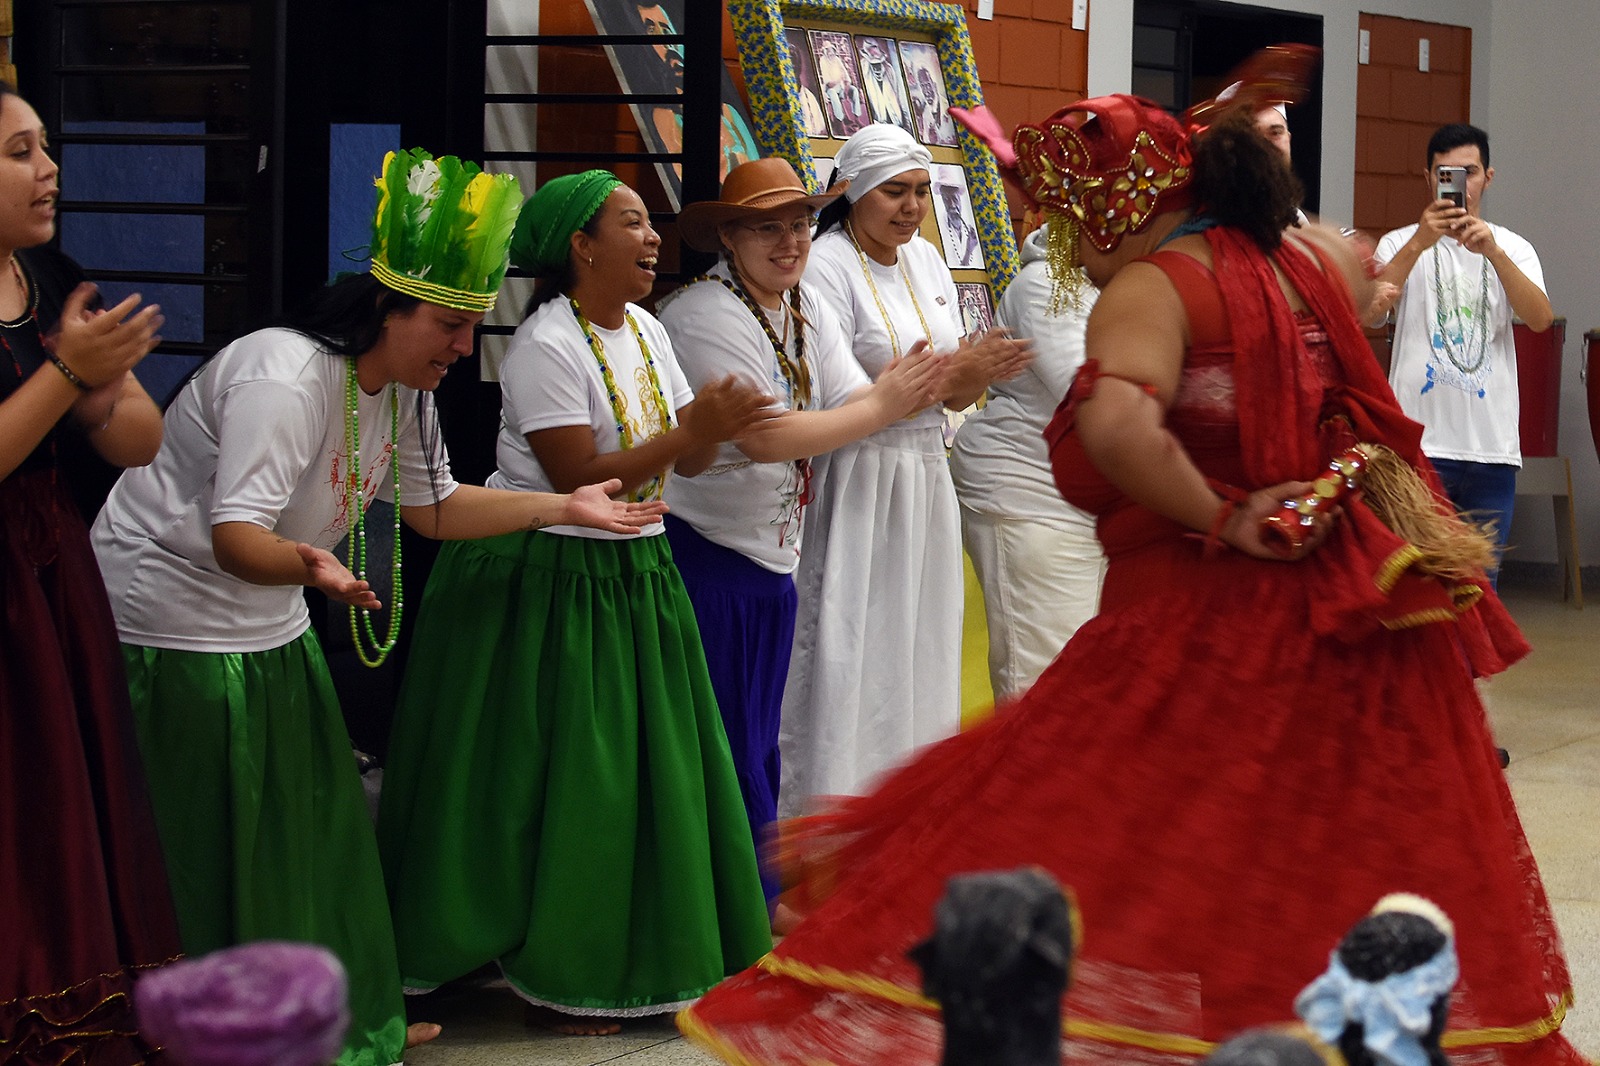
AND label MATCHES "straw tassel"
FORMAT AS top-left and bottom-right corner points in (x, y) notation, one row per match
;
(1357, 442), (1499, 581)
